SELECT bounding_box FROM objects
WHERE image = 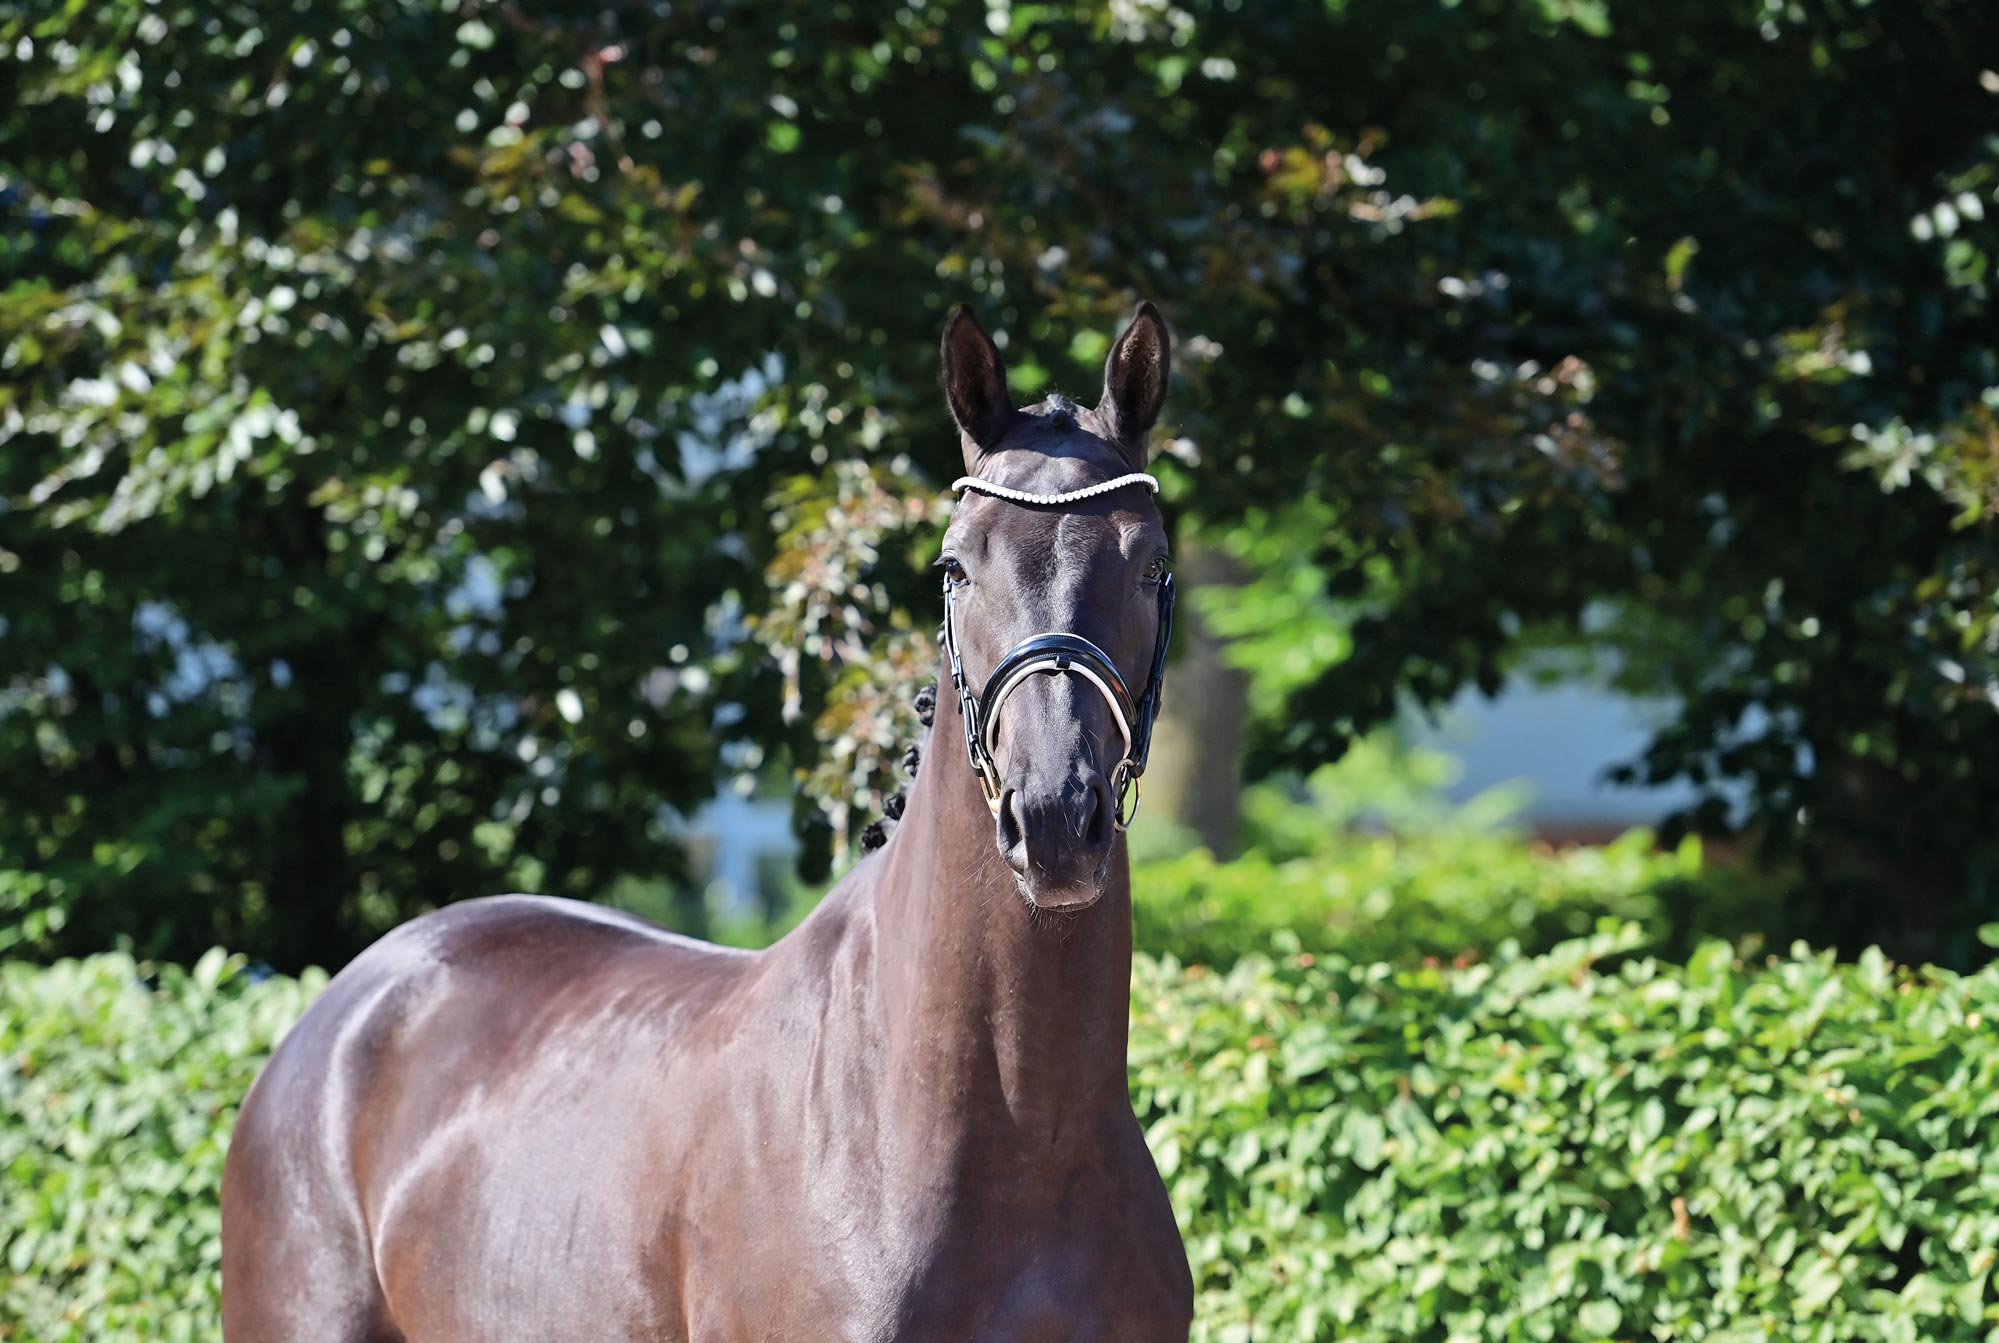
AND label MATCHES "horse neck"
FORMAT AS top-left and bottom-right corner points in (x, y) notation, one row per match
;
(862, 655), (1135, 1151)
